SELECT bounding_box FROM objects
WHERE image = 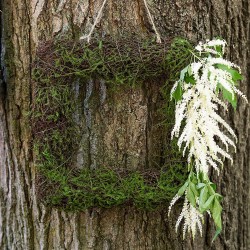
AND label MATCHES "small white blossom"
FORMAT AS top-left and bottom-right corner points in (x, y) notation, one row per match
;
(232, 86), (248, 103)
(206, 57), (241, 72)
(195, 39), (227, 56)
(195, 44), (202, 52)
(168, 194), (180, 216)
(206, 39), (226, 47)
